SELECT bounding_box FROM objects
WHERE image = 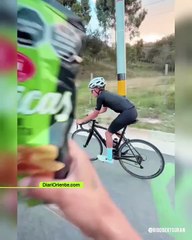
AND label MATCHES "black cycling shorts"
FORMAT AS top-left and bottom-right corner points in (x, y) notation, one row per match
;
(108, 107), (138, 134)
